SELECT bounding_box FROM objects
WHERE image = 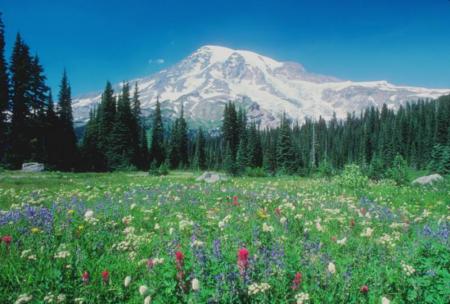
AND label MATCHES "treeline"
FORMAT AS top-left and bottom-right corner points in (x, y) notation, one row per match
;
(213, 98), (450, 176)
(0, 14), (78, 170)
